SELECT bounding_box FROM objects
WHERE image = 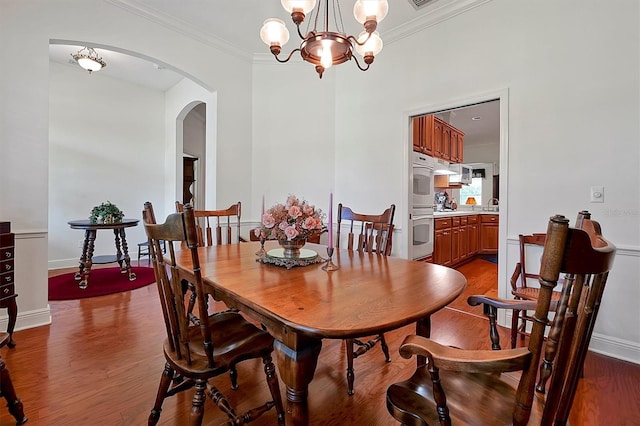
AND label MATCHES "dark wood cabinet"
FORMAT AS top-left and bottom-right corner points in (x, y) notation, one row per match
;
(479, 214), (499, 254)
(433, 214), (488, 267)
(412, 114), (463, 164)
(183, 157), (197, 205)
(467, 215), (479, 256)
(411, 115), (433, 156)
(450, 129), (464, 163)
(0, 221), (17, 347)
(434, 218), (452, 266)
